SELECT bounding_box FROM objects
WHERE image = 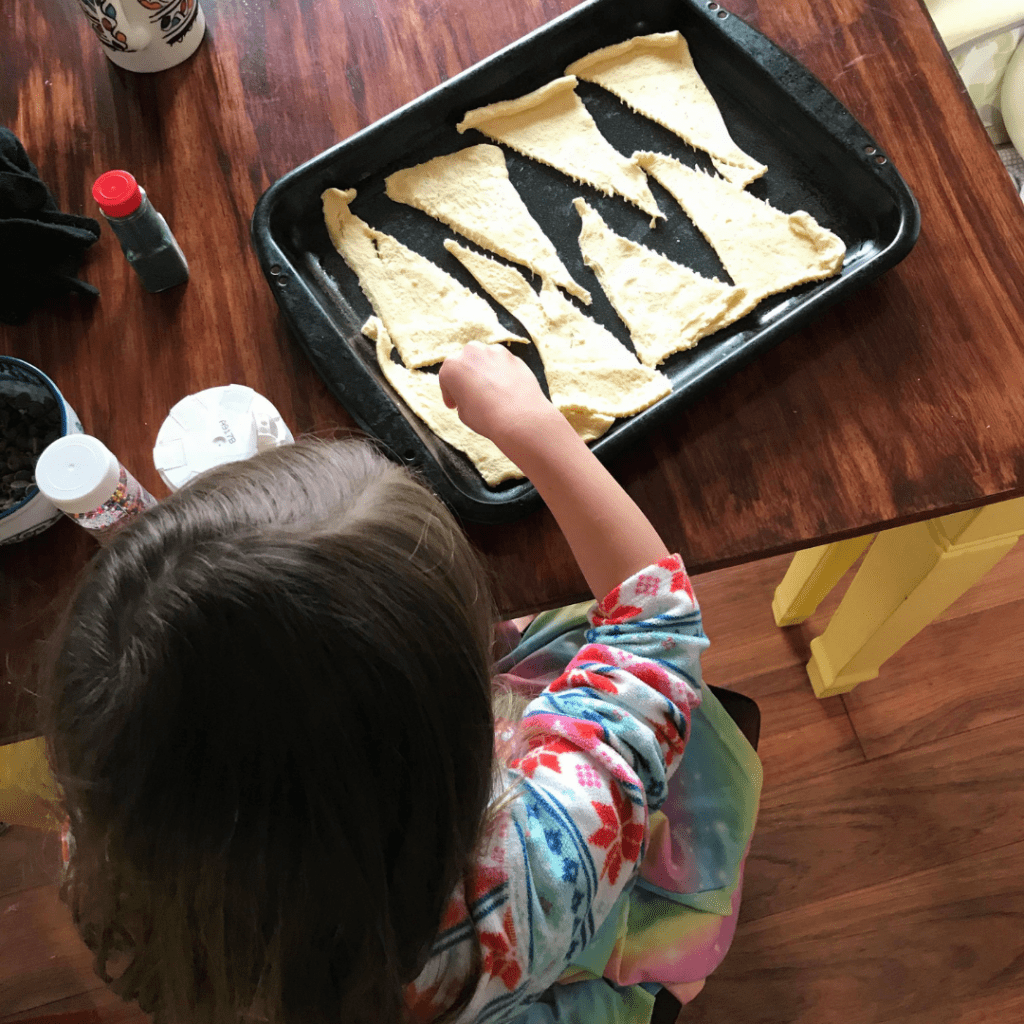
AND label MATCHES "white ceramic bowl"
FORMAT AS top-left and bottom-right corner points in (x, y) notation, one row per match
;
(0, 357), (83, 545)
